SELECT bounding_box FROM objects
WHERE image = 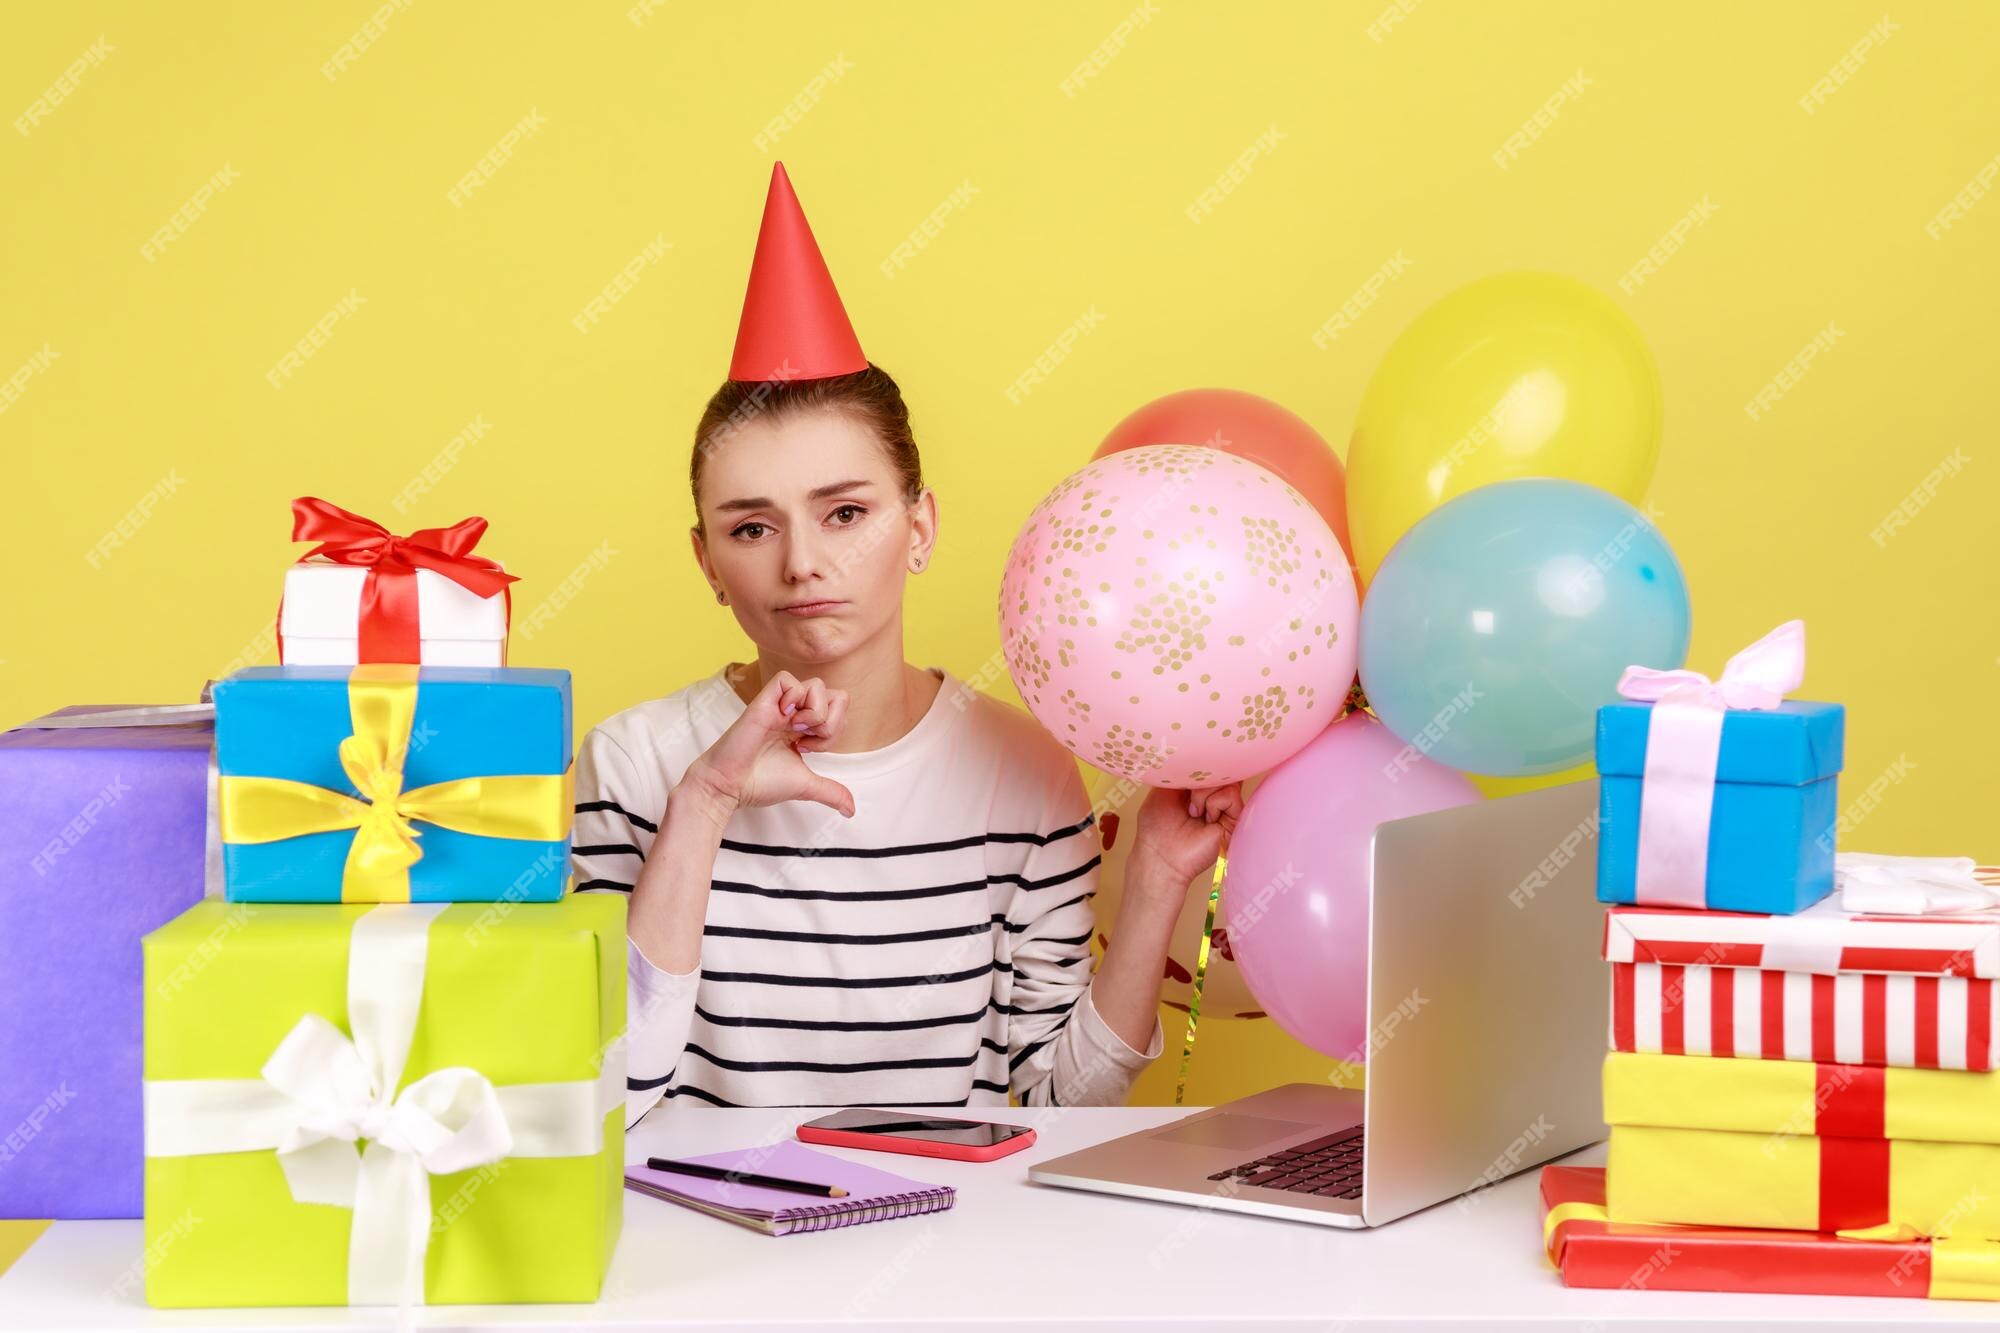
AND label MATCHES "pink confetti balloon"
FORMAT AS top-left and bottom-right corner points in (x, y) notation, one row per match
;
(1000, 445), (1358, 788)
